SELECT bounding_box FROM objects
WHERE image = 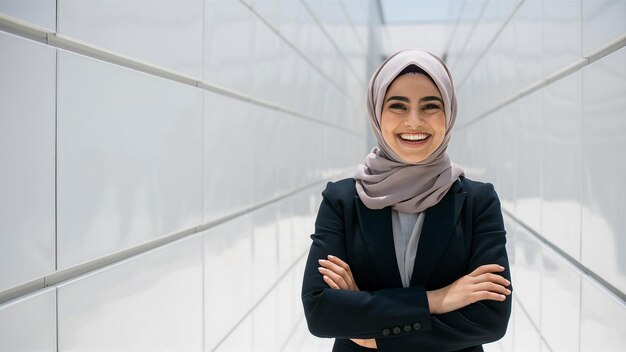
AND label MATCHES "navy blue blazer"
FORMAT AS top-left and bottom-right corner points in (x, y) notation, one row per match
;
(301, 176), (512, 352)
